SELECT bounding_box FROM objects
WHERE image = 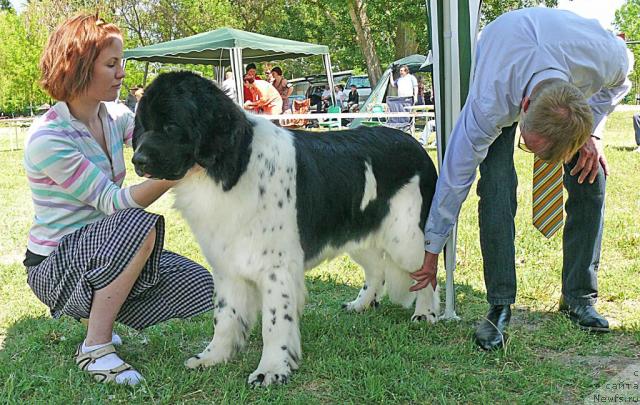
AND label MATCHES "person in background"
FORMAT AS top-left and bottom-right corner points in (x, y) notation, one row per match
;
(632, 113), (640, 153)
(347, 84), (359, 112)
(416, 76), (425, 106)
(392, 64), (418, 104)
(411, 8), (633, 351)
(320, 84), (332, 112)
(335, 84), (346, 111)
(23, 14), (214, 385)
(270, 66), (292, 112)
(124, 85), (139, 112)
(133, 87), (144, 113)
(242, 74), (283, 115)
(221, 71), (236, 101)
(243, 63), (261, 105)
